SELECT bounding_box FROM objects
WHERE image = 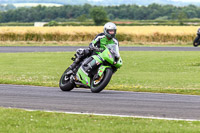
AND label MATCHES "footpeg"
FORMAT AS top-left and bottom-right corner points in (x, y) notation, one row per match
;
(70, 75), (74, 83)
